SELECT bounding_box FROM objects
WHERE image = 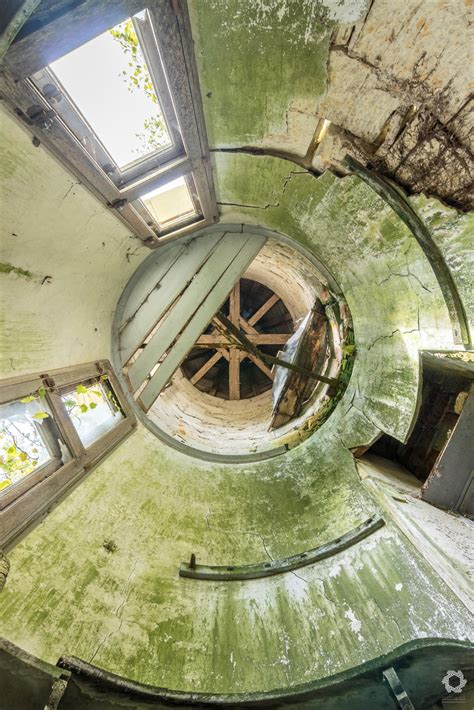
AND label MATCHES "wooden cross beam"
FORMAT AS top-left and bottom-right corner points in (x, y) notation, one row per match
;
(187, 280), (296, 399)
(195, 333), (292, 346)
(213, 311), (339, 388)
(228, 283), (240, 400)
